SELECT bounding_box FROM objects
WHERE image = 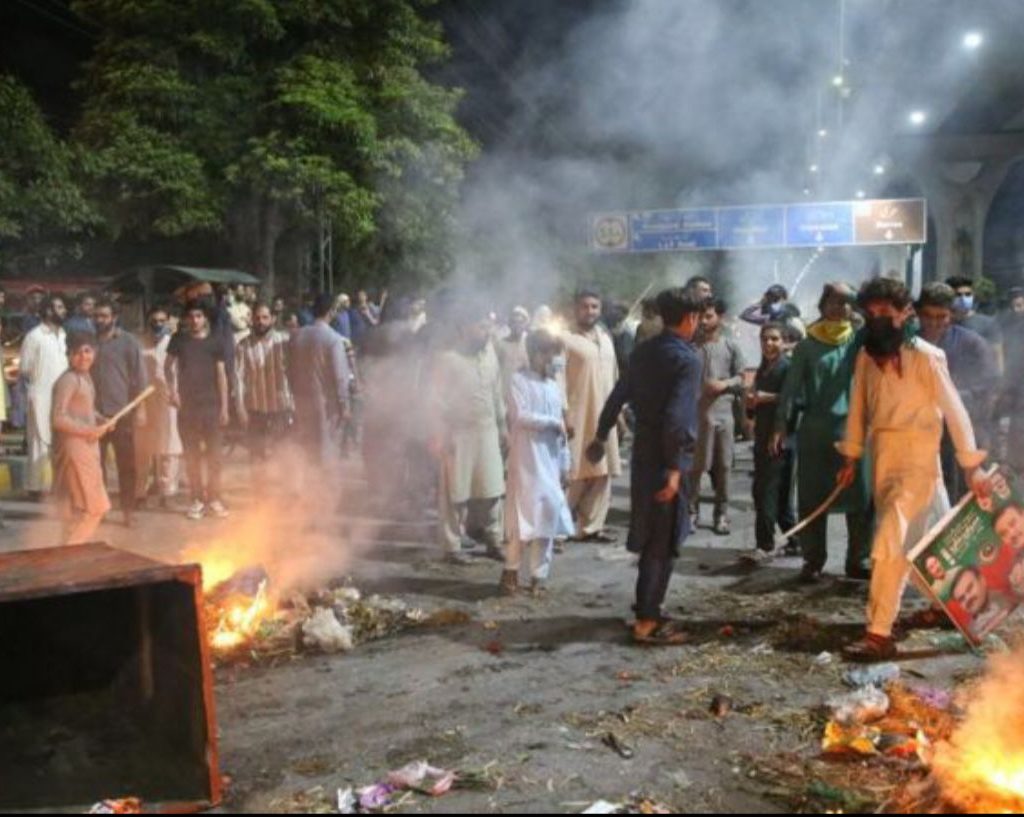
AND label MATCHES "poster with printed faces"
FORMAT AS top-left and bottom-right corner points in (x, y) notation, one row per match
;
(910, 466), (1024, 646)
